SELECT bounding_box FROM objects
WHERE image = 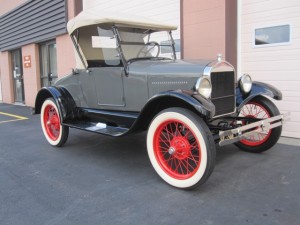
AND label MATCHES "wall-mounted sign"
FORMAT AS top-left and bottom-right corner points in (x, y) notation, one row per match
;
(23, 55), (31, 68)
